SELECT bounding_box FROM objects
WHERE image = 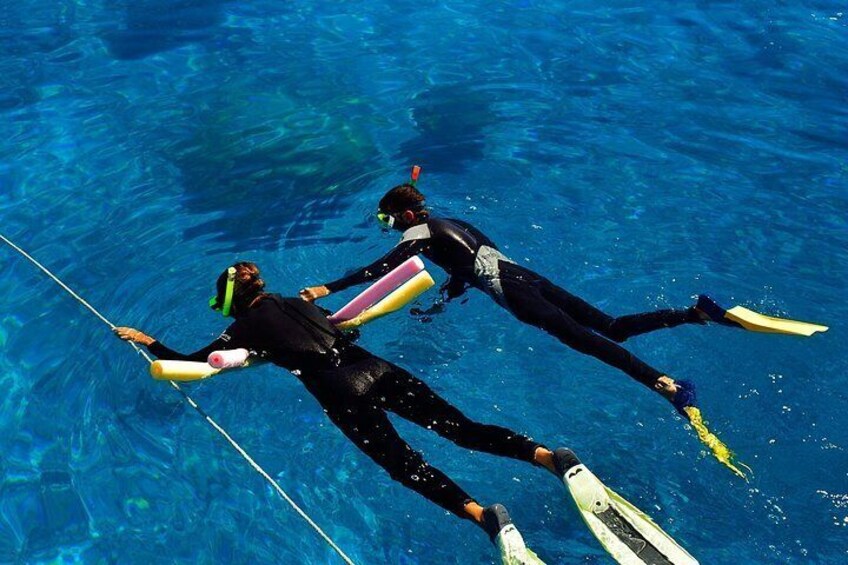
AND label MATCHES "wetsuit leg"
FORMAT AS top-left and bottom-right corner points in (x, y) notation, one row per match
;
(501, 278), (664, 388)
(374, 368), (541, 462)
(538, 279), (702, 342)
(322, 400), (474, 517)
